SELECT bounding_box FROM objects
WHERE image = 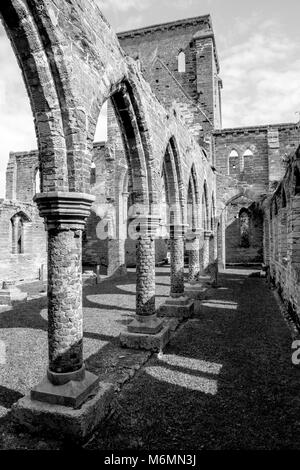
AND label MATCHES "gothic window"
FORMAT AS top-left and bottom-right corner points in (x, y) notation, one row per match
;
(239, 208), (250, 248)
(242, 149), (253, 172)
(11, 212), (30, 254)
(228, 150), (239, 176)
(178, 51), (186, 73)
